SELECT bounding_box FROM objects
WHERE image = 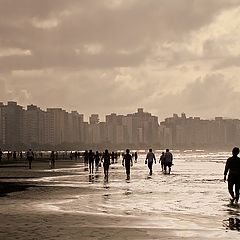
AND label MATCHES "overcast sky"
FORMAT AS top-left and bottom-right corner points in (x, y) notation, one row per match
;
(1, 0), (240, 121)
